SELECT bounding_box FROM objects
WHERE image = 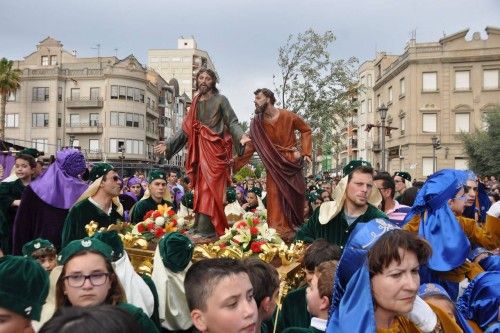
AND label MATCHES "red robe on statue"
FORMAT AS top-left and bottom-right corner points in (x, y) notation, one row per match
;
(182, 95), (233, 235)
